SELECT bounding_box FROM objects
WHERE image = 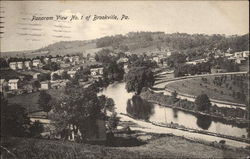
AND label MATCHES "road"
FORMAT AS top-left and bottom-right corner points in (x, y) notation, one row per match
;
(119, 114), (249, 148)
